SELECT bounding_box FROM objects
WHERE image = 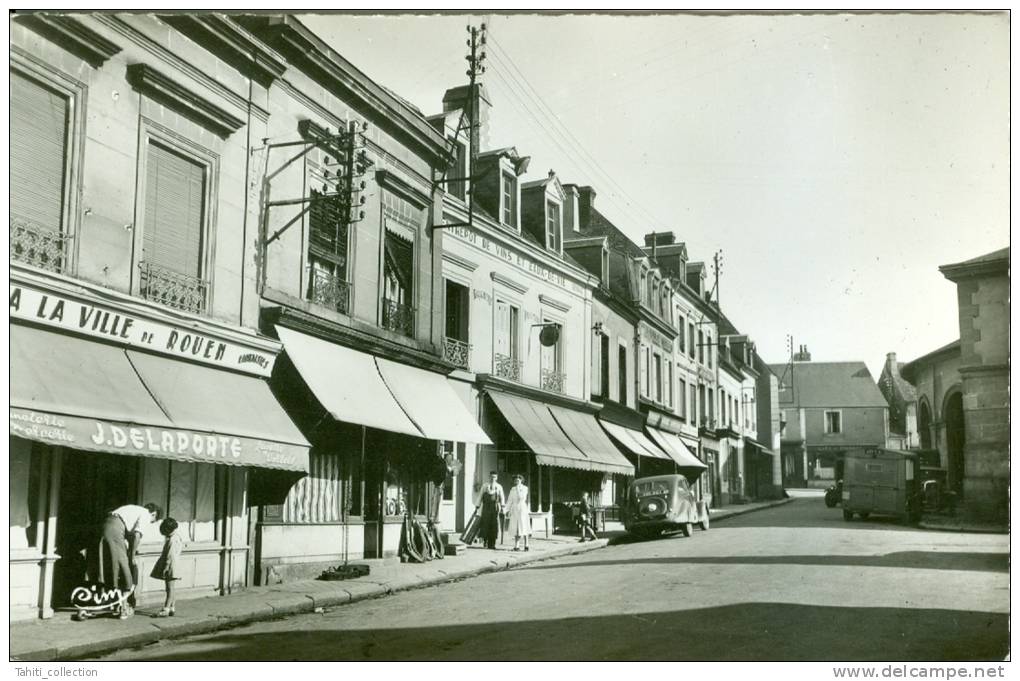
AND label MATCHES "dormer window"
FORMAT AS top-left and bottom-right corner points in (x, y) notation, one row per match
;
(601, 247), (609, 287)
(501, 171), (517, 226)
(545, 200), (561, 252)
